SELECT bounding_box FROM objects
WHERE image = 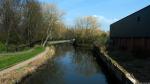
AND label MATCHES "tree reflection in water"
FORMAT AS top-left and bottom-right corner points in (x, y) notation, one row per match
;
(21, 45), (108, 84)
(73, 47), (101, 77)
